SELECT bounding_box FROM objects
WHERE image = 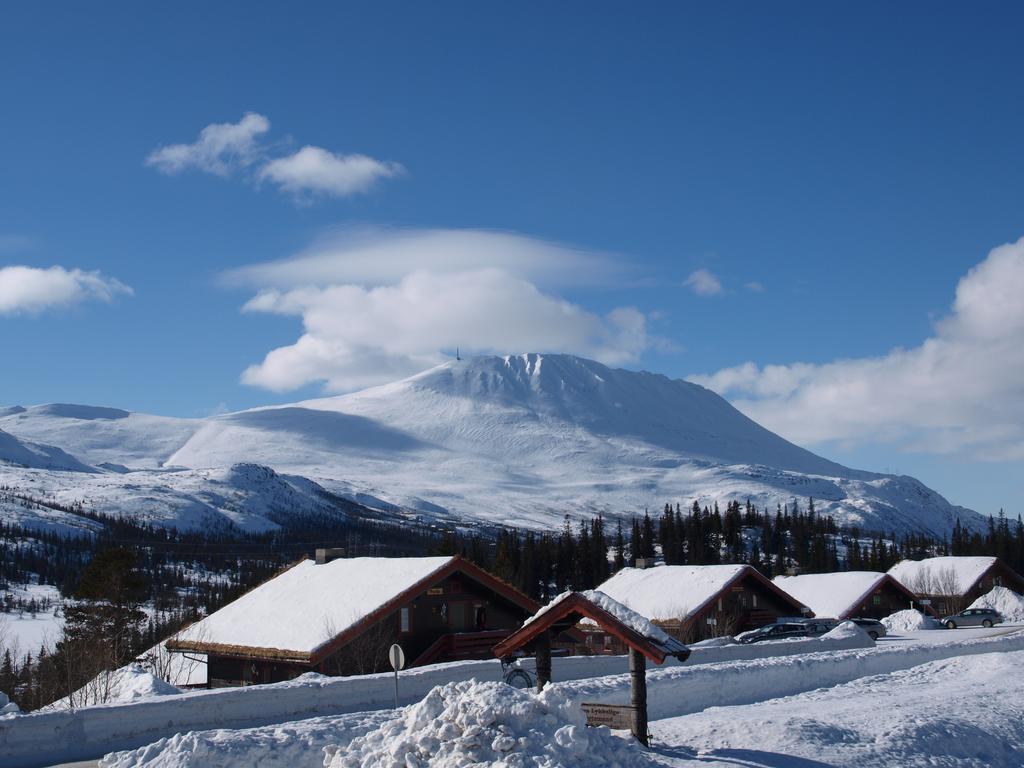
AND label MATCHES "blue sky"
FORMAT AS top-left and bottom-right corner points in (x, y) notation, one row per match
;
(2, 2), (1023, 514)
